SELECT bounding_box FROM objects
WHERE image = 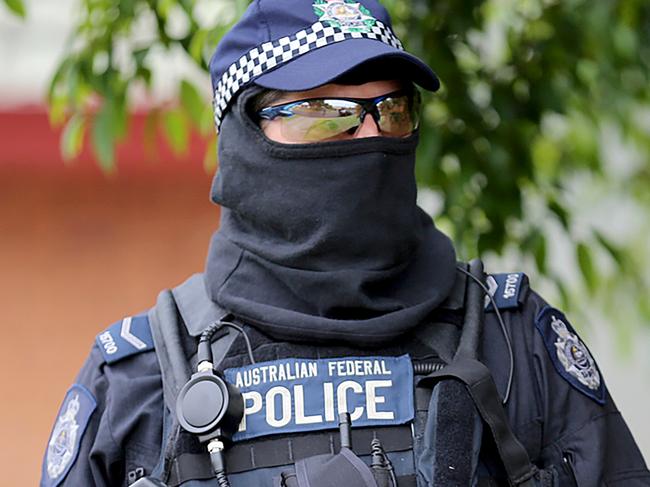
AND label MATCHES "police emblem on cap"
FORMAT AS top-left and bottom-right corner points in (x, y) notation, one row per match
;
(535, 306), (605, 404)
(313, 0), (377, 33)
(42, 385), (96, 487)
